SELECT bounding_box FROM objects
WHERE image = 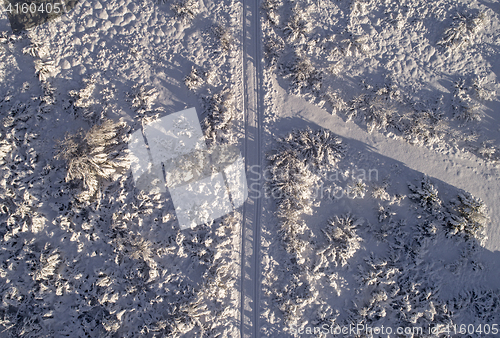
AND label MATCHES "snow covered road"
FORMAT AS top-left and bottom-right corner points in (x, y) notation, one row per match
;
(240, 0), (264, 337)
